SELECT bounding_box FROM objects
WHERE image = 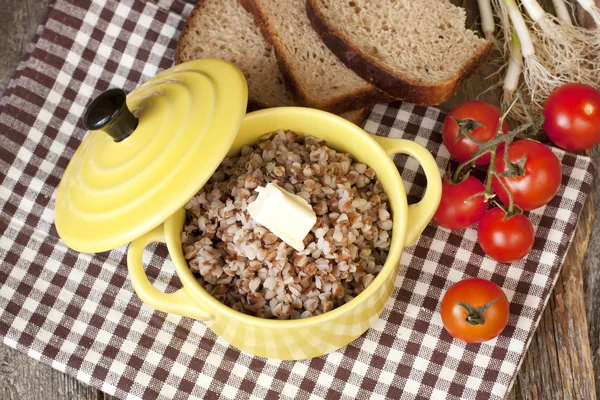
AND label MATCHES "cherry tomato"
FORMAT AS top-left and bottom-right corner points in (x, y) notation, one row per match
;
(492, 140), (562, 211)
(440, 278), (510, 343)
(442, 101), (508, 165)
(433, 175), (487, 230)
(543, 83), (600, 151)
(477, 208), (534, 263)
